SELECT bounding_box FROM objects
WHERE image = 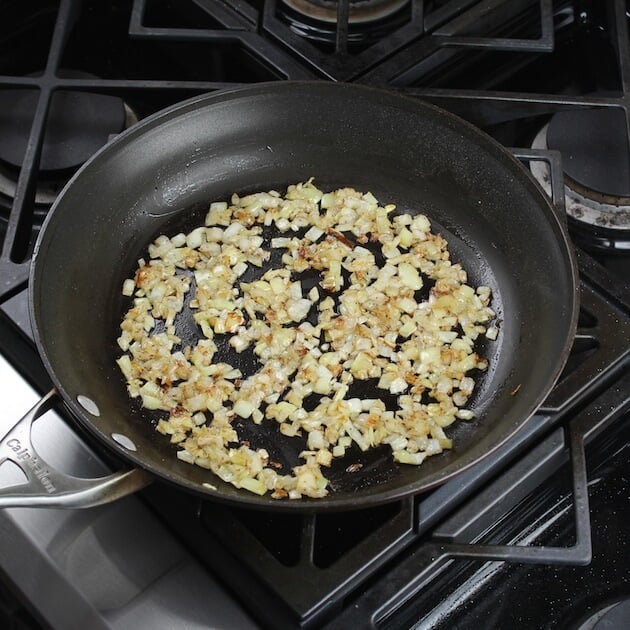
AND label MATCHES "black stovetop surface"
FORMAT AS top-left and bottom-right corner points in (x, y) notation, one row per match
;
(1, 1), (630, 629)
